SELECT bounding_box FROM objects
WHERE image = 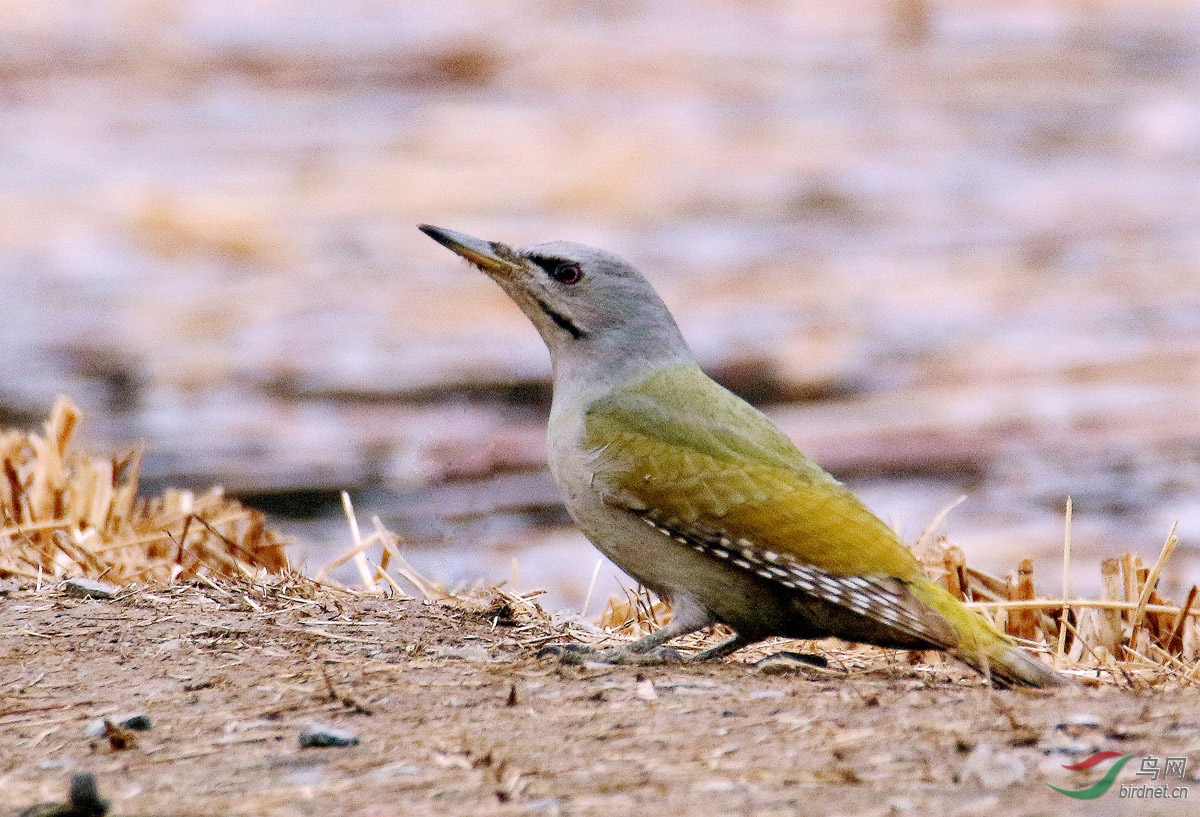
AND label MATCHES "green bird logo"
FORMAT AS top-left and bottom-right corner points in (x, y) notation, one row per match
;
(1047, 752), (1134, 799)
